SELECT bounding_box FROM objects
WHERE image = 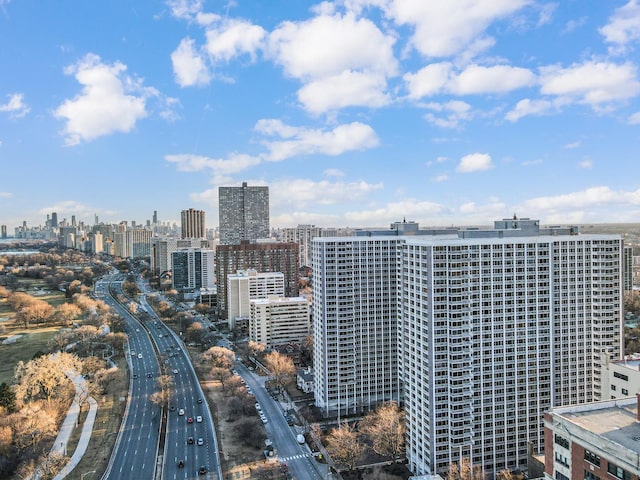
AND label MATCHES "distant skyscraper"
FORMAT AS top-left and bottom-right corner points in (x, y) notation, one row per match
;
(71, 215), (76, 227)
(1, 225), (6, 239)
(94, 214), (99, 225)
(218, 182), (269, 245)
(153, 210), (158, 225)
(51, 212), (58, 228)
(181, 208), (206, 239)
